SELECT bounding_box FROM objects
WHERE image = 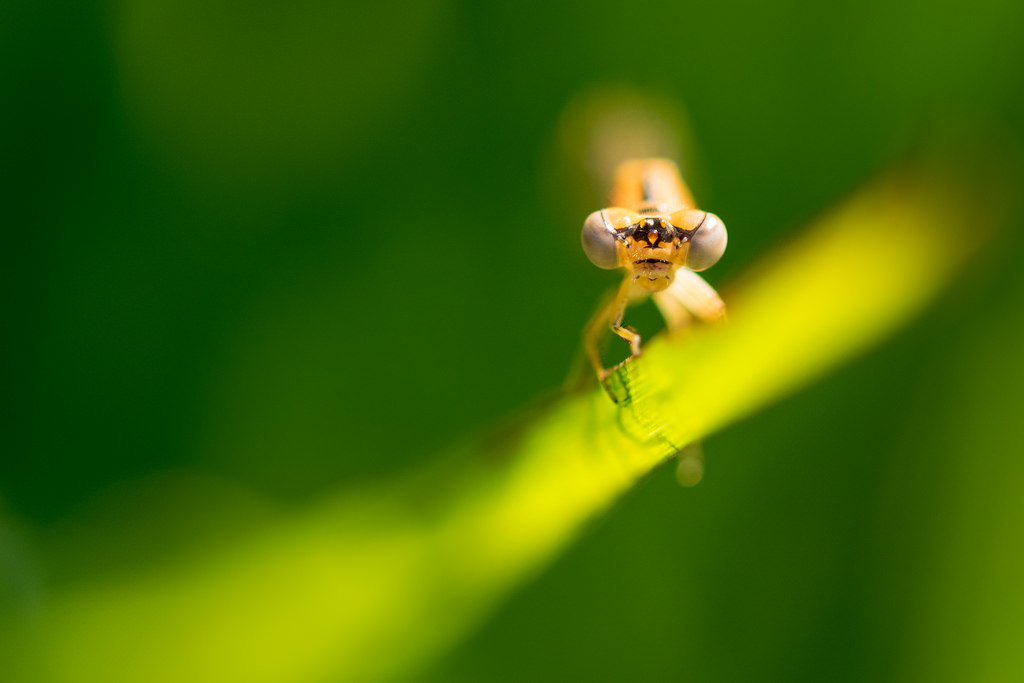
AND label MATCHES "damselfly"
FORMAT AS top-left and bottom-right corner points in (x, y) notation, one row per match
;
(582, 158), (728, 379)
